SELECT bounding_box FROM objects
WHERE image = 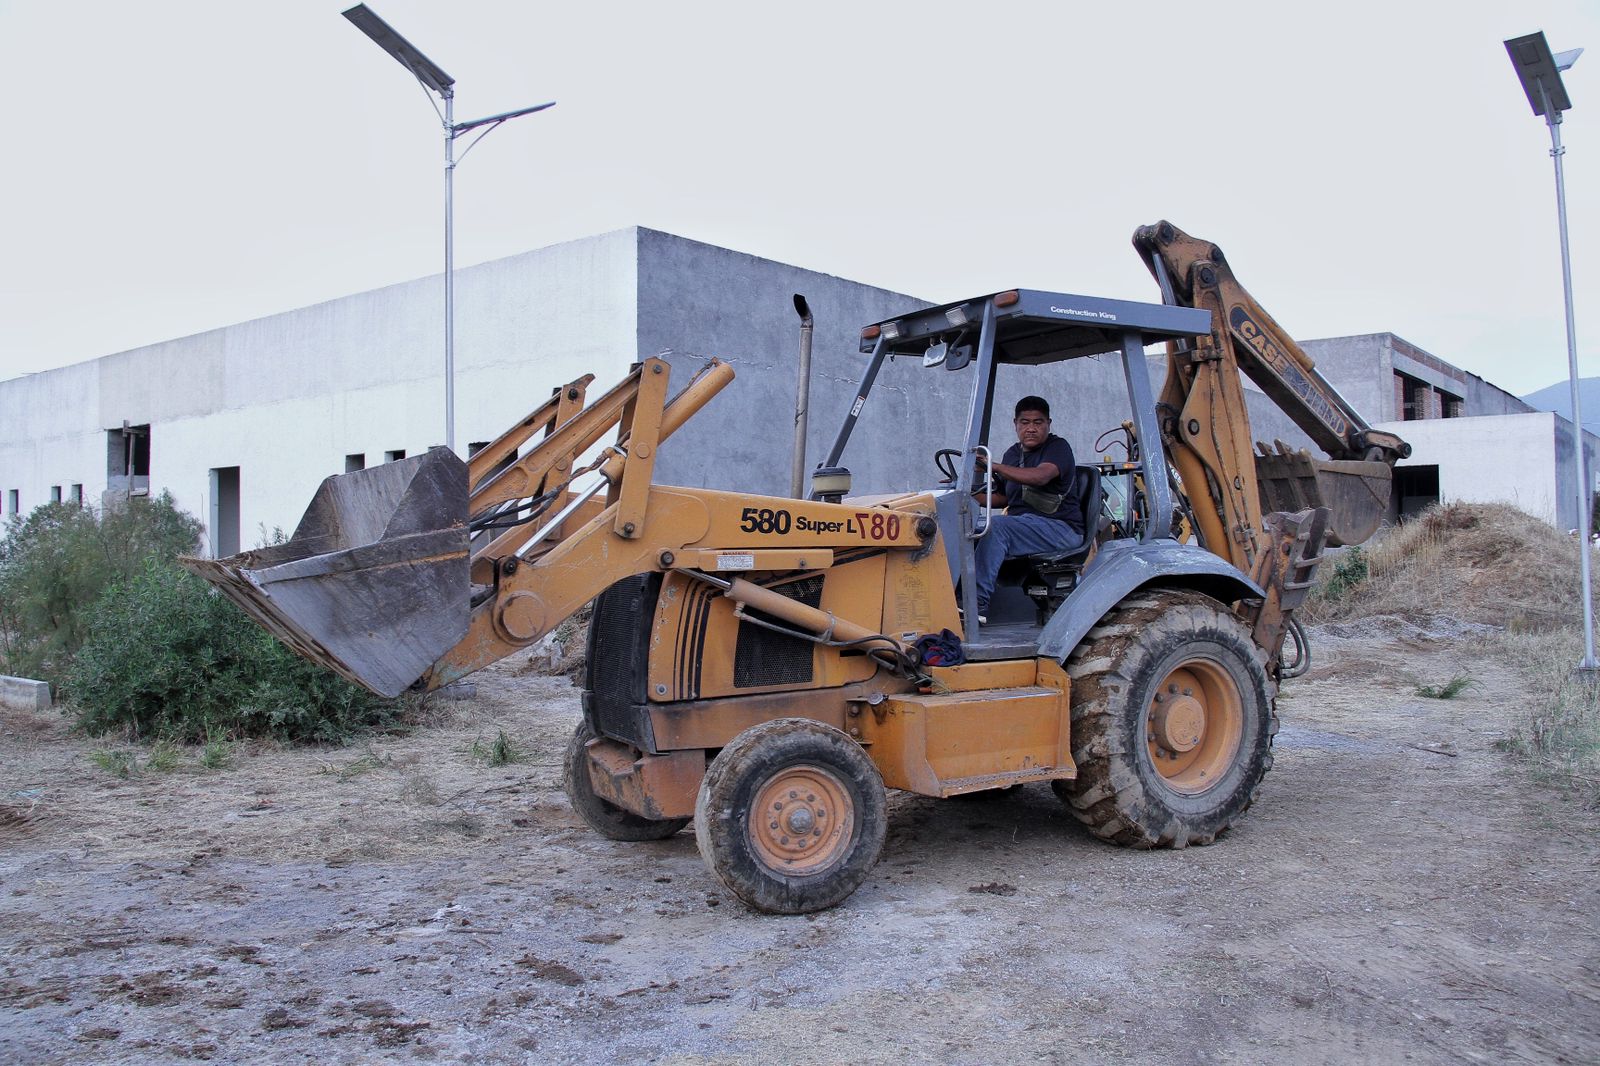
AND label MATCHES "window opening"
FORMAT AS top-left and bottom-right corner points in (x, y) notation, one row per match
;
(106, 422), (151, 497)
(384, 449), (407, 463)
(1394, 464), (1440, 520)
(345, 453), (366, 473)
